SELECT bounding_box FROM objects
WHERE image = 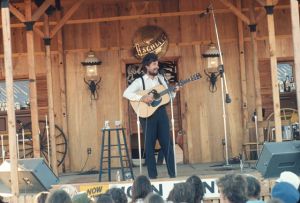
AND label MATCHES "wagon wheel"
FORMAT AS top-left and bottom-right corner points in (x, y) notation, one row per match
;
(265, 108), (298, 141)
(17, 120), (67, 167)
